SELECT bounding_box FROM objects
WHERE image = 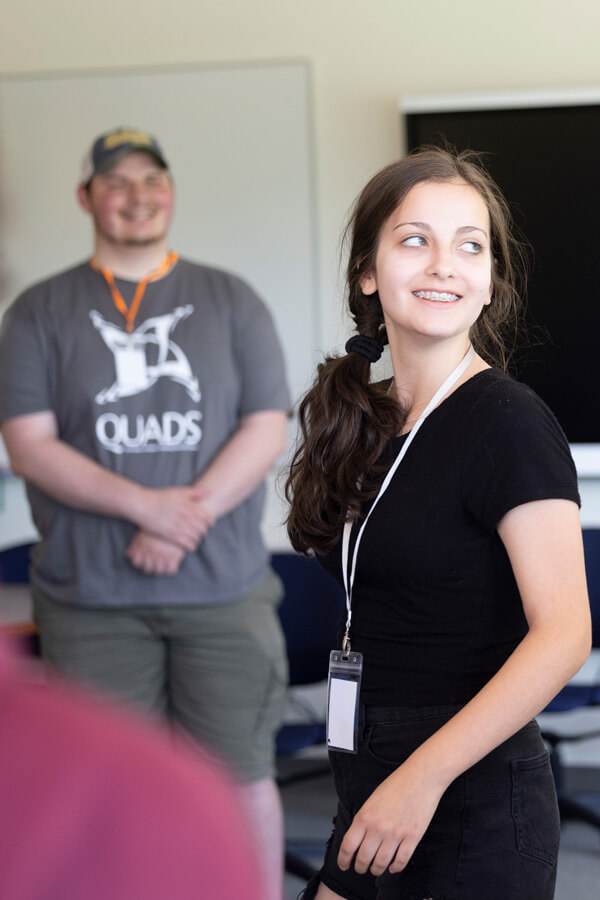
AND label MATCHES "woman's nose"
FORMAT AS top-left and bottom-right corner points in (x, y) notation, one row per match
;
(425, 247), (455, 279)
